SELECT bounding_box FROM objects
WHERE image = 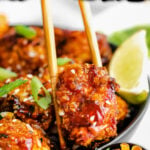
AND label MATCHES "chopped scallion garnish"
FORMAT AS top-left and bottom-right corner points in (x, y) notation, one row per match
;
(0, 67), (17, 81)
(15, 25), (37, 39)
(0, 79), (27, 97)
(57, 57), (72, 66)
(31, 77), (51, 110)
